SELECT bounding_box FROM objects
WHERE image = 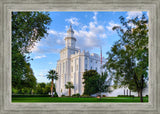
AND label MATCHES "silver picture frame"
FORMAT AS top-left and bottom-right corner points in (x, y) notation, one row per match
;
(0, 0), (159, 114)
